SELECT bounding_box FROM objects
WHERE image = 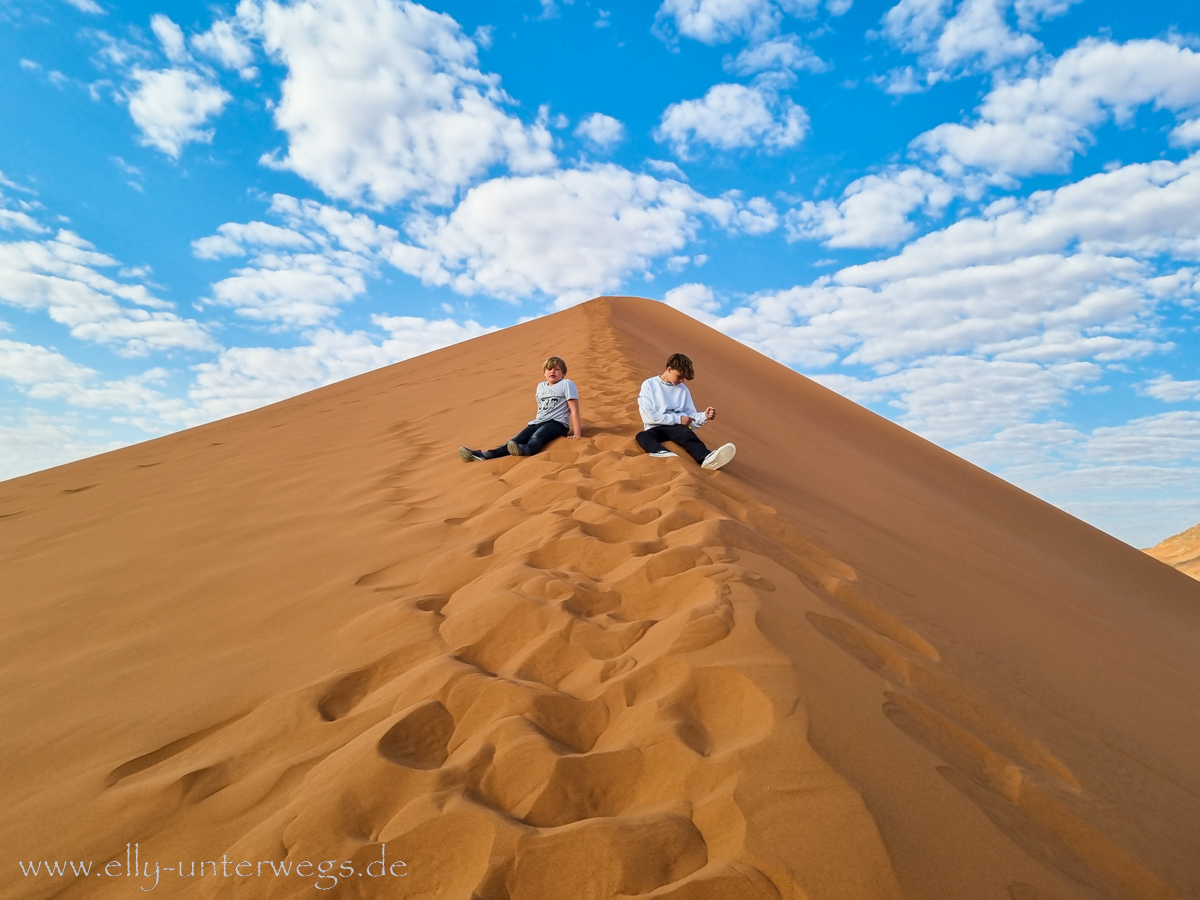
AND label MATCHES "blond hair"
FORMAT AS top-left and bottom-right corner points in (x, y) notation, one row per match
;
(543, 356), (568, 375)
